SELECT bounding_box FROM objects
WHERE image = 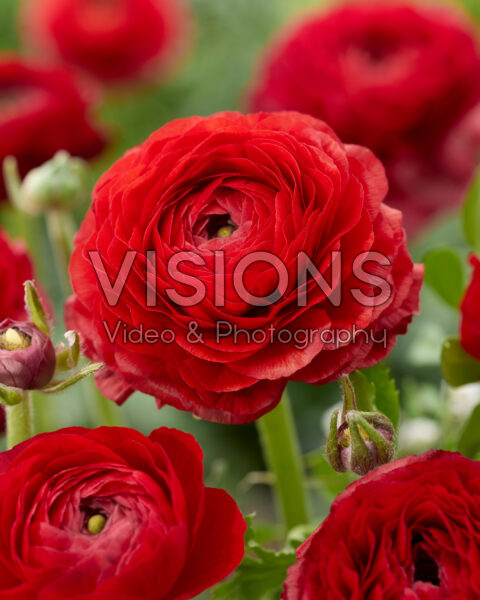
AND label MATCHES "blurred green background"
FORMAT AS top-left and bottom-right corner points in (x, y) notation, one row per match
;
(0, 0), (479, 557)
